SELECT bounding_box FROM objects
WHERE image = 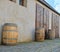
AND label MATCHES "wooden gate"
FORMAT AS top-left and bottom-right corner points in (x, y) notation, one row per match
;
(44, 9), (49, 39)
(52, 13), (59, 38)
(44, 9), (49, 30)
(36, 3), (49, 29)
(36, 4), (44, 29)
(36, 3), (49, 39)
(36, 3), (59, 39)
